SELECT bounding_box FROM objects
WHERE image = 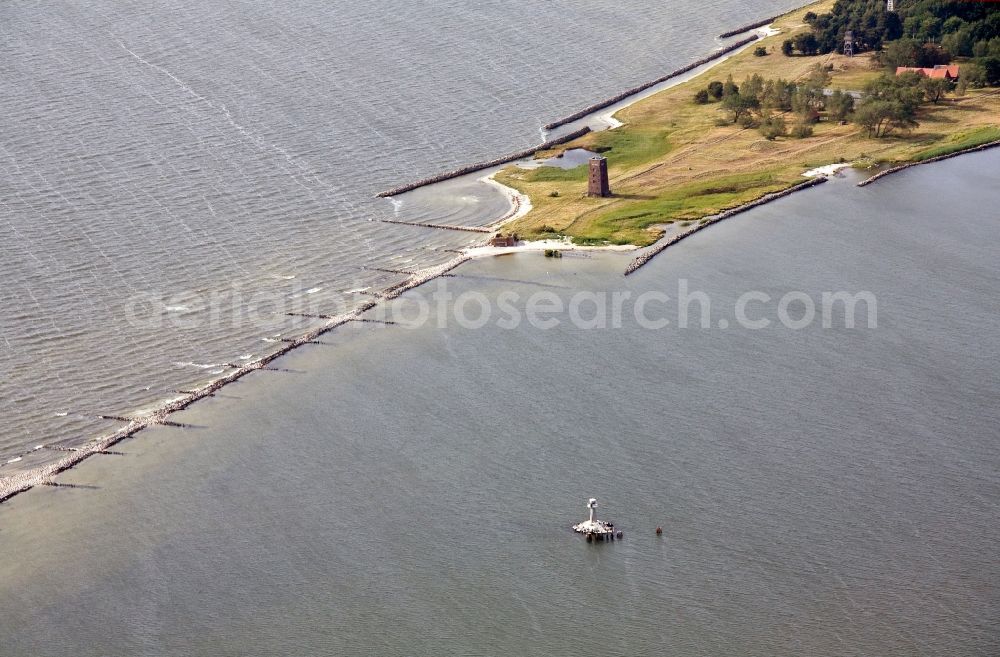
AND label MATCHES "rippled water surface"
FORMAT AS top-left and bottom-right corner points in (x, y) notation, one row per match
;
(2, 2), (998, 654)
(0, 0), (803, 466)
(1, 154), (998, 656)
